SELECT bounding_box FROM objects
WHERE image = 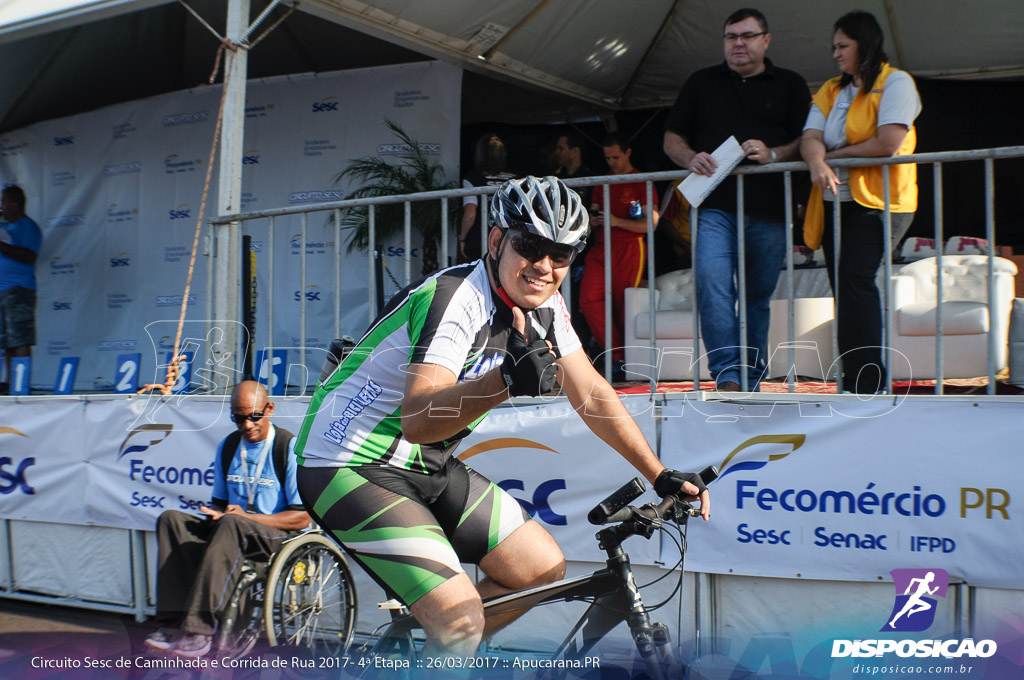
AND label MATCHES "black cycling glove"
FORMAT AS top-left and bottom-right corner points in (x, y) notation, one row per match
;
(501, 328), (558, 397)
(653, 468), (707, 498)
